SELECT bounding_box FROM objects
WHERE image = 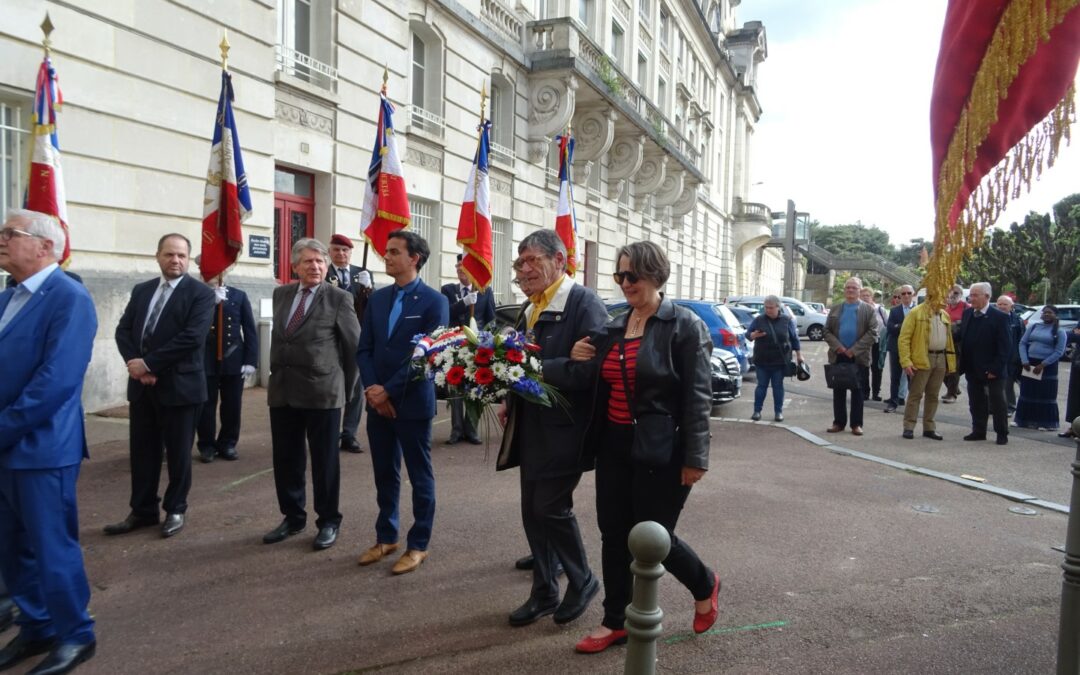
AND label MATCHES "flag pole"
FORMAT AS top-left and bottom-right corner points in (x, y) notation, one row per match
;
(362, 65), (391, 271)
(468, 82), (488, 324)
(41, 12), (54, 56)
(215, 31), (231, 362)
